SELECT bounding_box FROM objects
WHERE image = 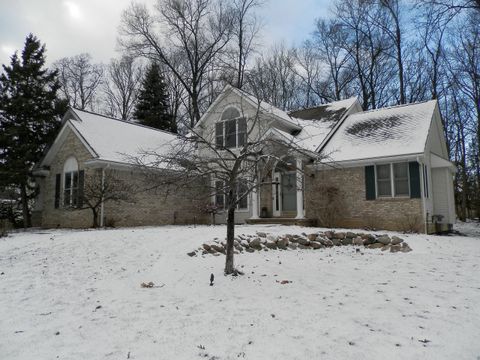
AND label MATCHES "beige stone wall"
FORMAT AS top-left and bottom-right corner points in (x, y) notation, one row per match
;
(305, 166), (424, 232)
(102, 169), (209, 227)
(39, 128), (94, 228)
(37, 127), (209, 228)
